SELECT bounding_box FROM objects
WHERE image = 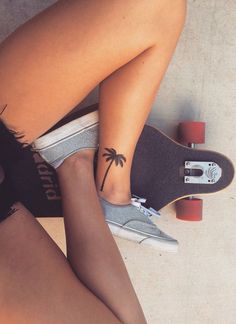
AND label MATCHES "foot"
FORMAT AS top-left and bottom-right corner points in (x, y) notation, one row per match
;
(32, 110), (99, 168)
(99, 194), (178, 253)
